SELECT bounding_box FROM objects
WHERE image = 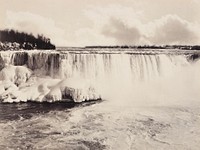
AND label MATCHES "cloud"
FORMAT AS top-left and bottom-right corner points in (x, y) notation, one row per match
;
(74, 28), (114, 46)
(102, 18), (141, 45)
(82, 4), (146, 45)
(84, 5), (200, 45)
(84, 4), (143, 28)
(5, 11), (66, 46)
(147, 15), (200, 45)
